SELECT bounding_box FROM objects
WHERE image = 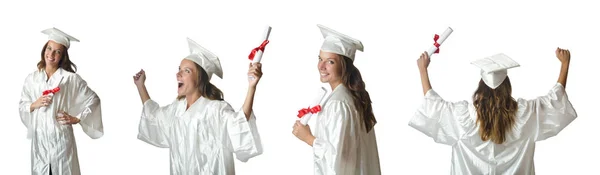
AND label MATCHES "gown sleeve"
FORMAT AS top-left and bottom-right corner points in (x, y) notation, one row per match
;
(18, 74), (35, 138)
(408, 89), (471, 145)
(66, 74), (104, 139)
(312, 100), (360, 175)
(219, 101), (263, 162)
(137, 99), (173, 148)
(519, 82), (577, 141)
